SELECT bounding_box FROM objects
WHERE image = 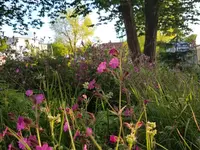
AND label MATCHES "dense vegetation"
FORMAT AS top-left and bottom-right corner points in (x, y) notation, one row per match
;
(1, 46), (200, 150)
(1, 0), (200, 150)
